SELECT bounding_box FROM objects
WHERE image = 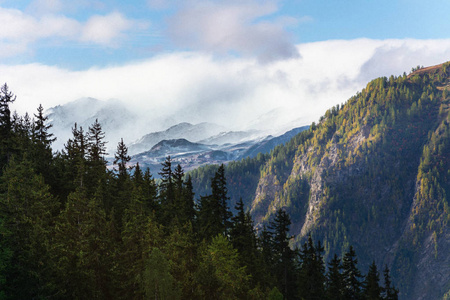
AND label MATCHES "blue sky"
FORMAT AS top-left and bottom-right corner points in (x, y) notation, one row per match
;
(2, 0), (450, 144)
(2, 0), (450, 68)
